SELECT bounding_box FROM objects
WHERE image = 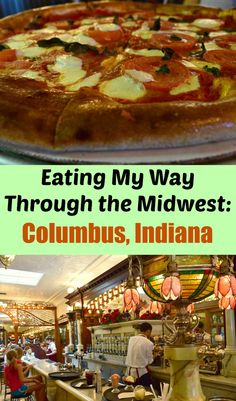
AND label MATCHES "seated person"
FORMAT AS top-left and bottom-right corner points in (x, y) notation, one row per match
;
(15, 346), (43, 382)
(4, 350), (48, 401)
